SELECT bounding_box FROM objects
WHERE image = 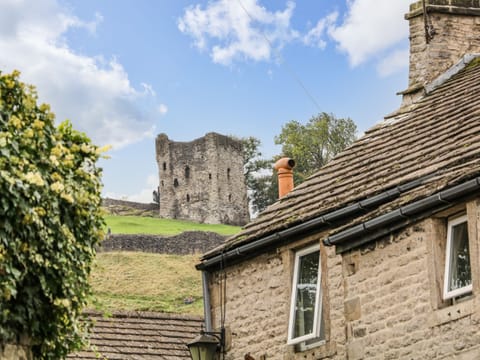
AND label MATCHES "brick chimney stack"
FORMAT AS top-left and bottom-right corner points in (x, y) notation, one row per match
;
(400, 0), (480, 106)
